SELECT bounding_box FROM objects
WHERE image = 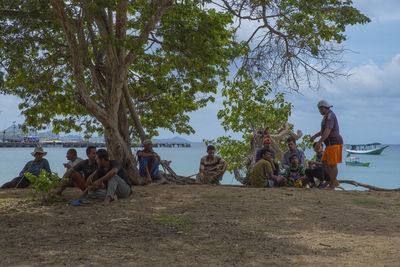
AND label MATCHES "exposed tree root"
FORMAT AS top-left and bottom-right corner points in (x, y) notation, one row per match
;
(158, 160), (197, 184)
(338, 179), (400, 191)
